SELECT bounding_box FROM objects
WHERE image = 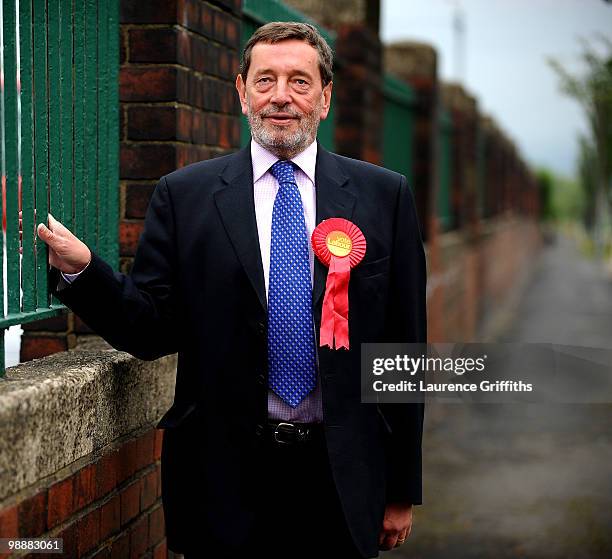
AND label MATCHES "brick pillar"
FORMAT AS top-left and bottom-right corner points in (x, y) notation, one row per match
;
(21, 0), (242, 363)
(284, 0), (380, 33)
(284, 0), (384, 164)
(480, 115), (496, 220)
(498, 131), (514, 217)
(334, 24), (383, 164)
(384, 42), (438, 243)
(120, 0), (242, 271)
(441, 83), (479, 237)
(481, 116), (509, 220)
